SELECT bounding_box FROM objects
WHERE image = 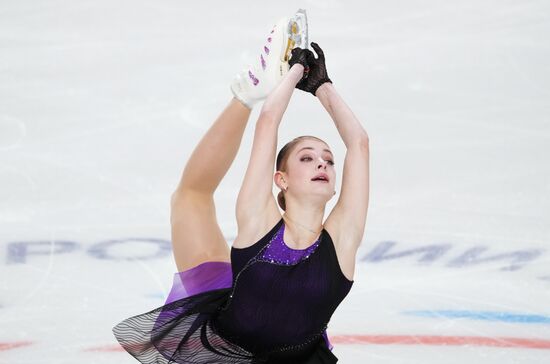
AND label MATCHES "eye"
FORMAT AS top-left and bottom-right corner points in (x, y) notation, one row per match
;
(300, 156), (335, 166)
